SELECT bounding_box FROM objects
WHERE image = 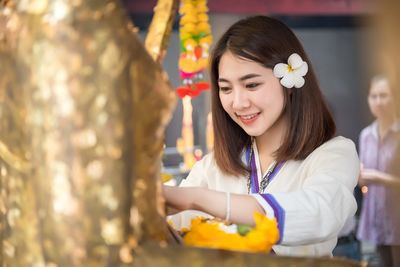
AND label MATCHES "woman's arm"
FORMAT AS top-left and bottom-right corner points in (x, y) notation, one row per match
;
(359, 168), (400, 187)
(164, 185), (265, 225)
